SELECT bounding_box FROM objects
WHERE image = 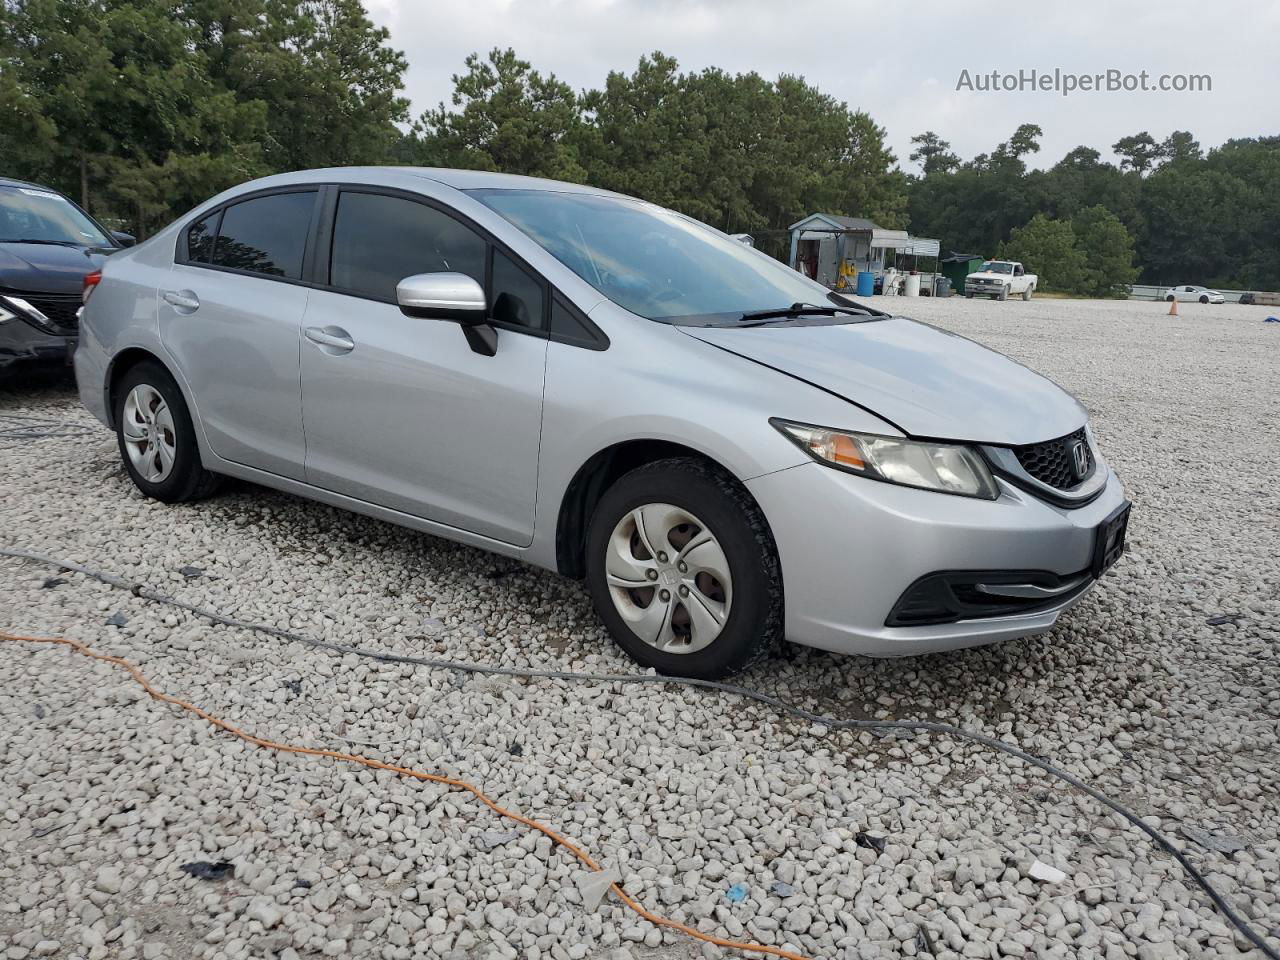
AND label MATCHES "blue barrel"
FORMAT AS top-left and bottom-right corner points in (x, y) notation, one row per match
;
(856, 271), (875, 297)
